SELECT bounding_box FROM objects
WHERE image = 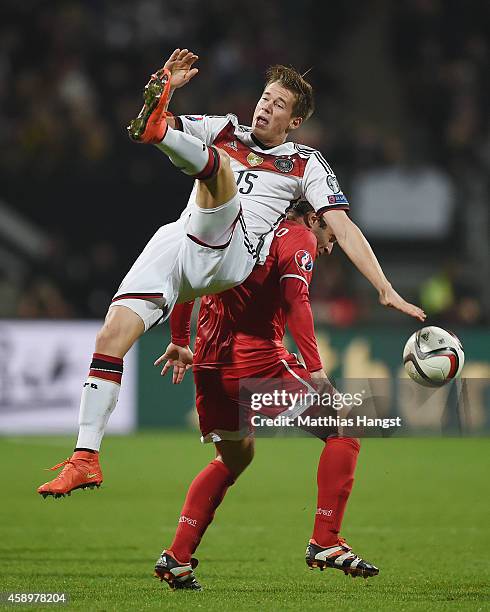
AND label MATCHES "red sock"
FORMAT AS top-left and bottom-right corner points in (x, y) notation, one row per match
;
(312, 437), (360, 547)
(169, 459), (234, 563)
